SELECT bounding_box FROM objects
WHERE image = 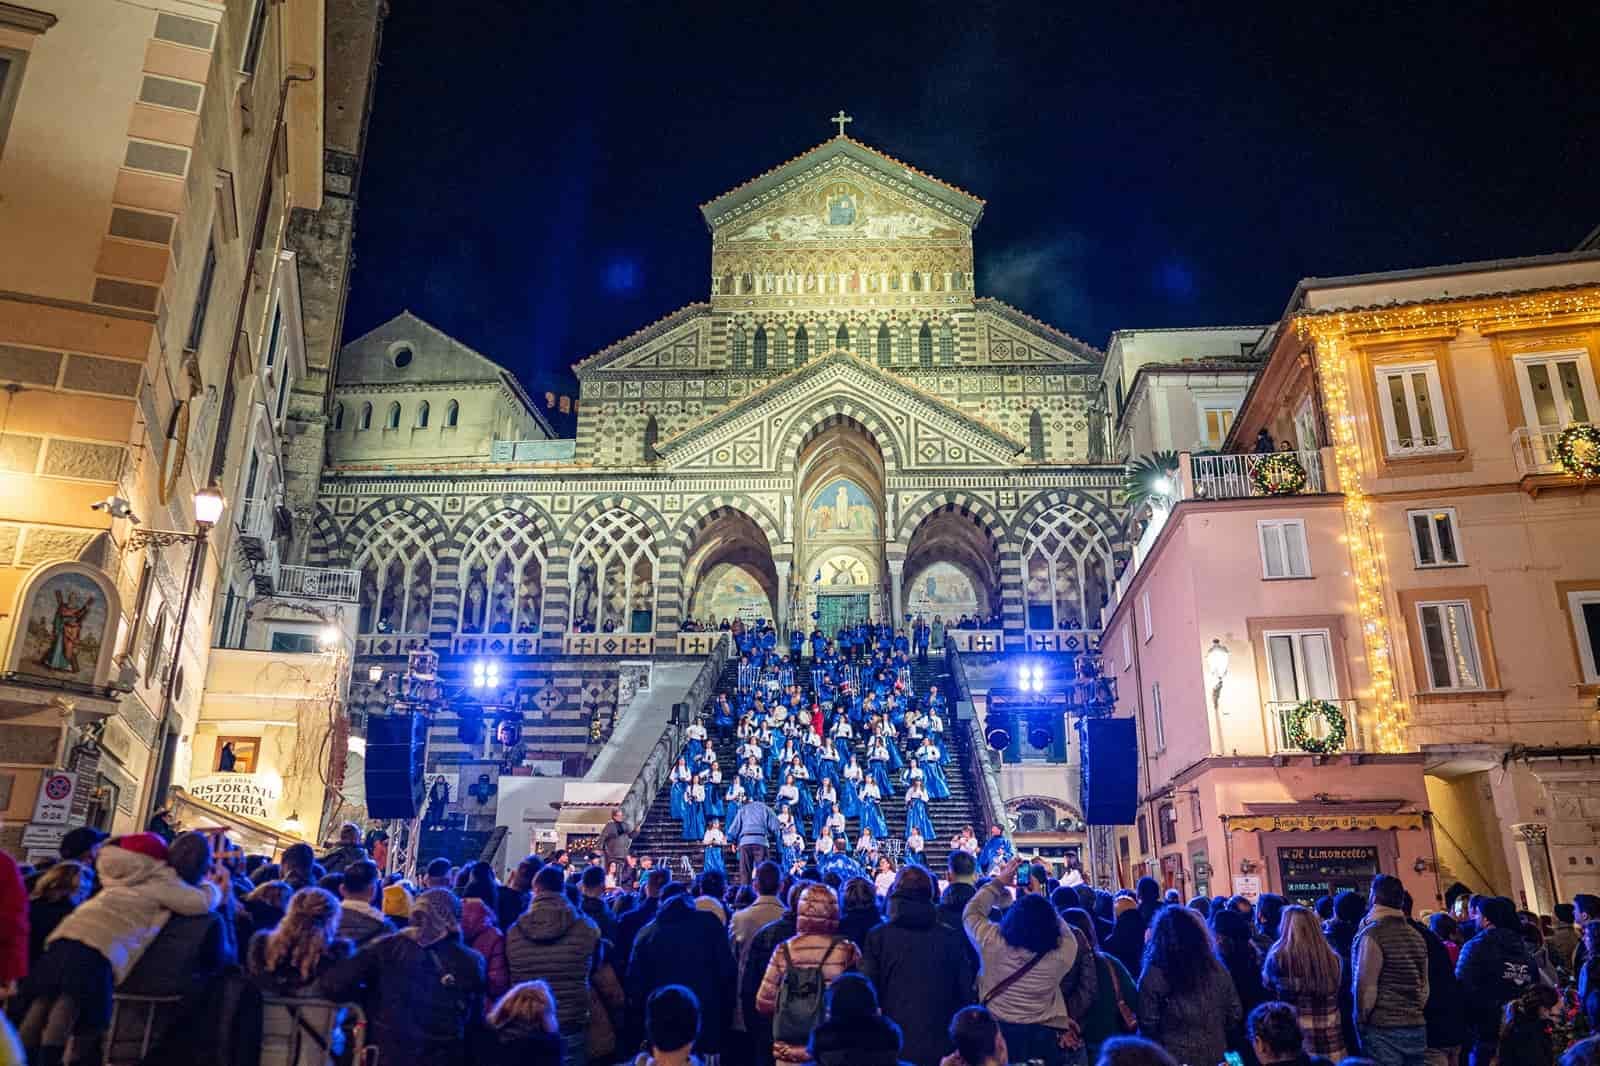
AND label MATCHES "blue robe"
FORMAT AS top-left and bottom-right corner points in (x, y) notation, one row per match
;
(859, 795), (888, 840)
(870, 758), (892, 798)
(670, 777), (688, 819)
(905, 797), (934, 841)
(921, 754), (952, 801)
(977, 834), (1014, 873)
(813, 794), (836, 839)
(702, 840), (726, 875)
(818, 851), (866, 882)
(682, 795), (706, 841)
(840, 775), (861, 818)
